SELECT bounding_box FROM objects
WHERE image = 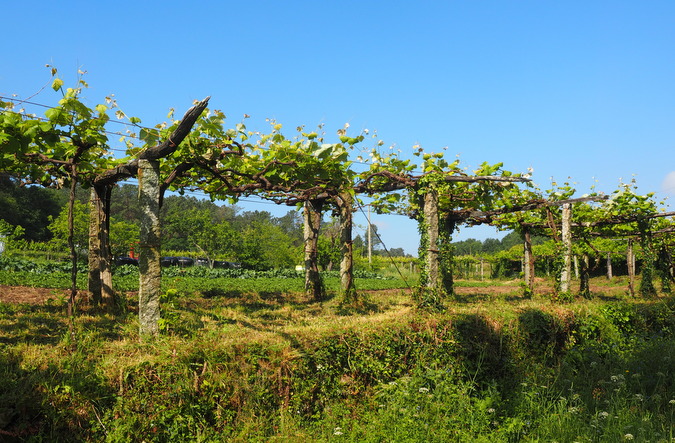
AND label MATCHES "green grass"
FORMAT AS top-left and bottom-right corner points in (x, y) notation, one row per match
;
(0, 267), (411, 294)
(0, 273), (674, 441)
